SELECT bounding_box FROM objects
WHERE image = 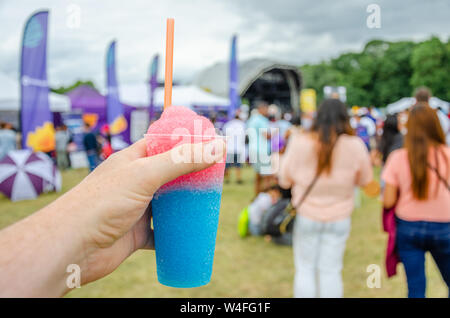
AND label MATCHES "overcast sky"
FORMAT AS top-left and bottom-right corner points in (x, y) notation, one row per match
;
(0, 0), (448, 91)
